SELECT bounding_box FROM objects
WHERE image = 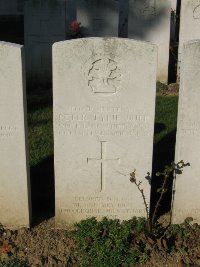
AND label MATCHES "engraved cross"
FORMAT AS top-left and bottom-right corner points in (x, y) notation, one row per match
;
(87, 141), (120, 192)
